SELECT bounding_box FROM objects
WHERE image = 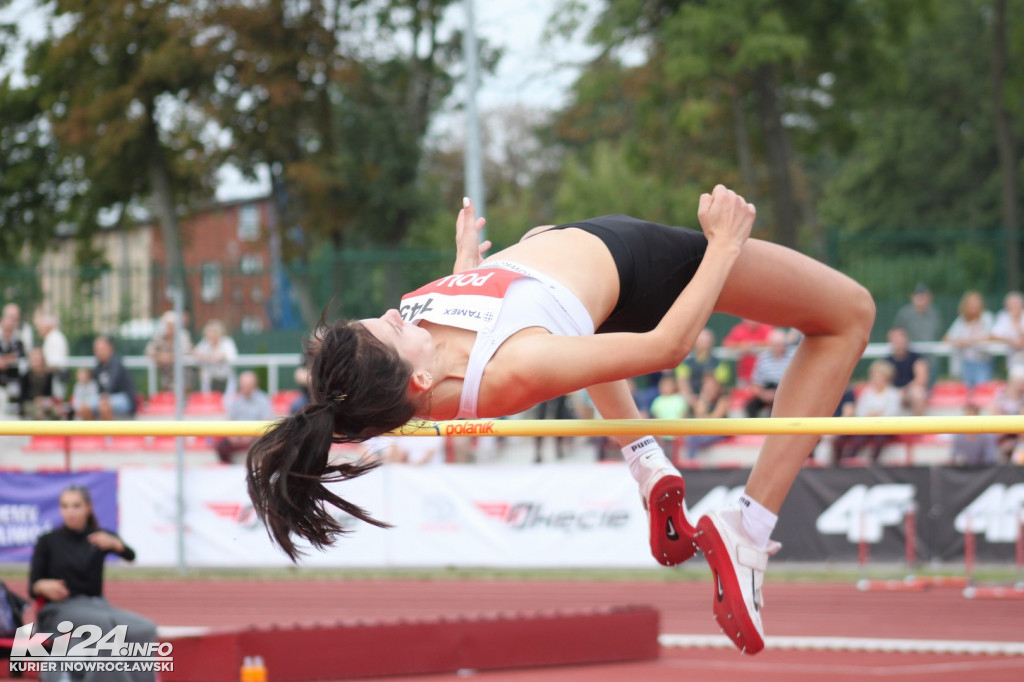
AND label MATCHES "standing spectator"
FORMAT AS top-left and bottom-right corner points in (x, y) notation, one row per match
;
(30, 484), (156, 682)
(71, 367), (100, 419)
(33, 312), (69, 398)
(0, 307), (27, 412)
(893, 284), (943, 345)
(832, 360), (902, 465)
(214, 370), (274, 464)
(145, 311), (193, 393)
(686, 374), (732, 460)
(19, 348), (61, 420)
(991, 291), (1024, 375)
(744, 329), (794, 417)
(676, 328), (731, 401)
(949, 404), (1000, 466)
(79, 336), (138, 420)
(2, 302), (33, 350)
(886, 327), (931, 416)
(722, 319), (774, 386)
(943, 290), (994, 392)
(192, 319), (238, 393)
